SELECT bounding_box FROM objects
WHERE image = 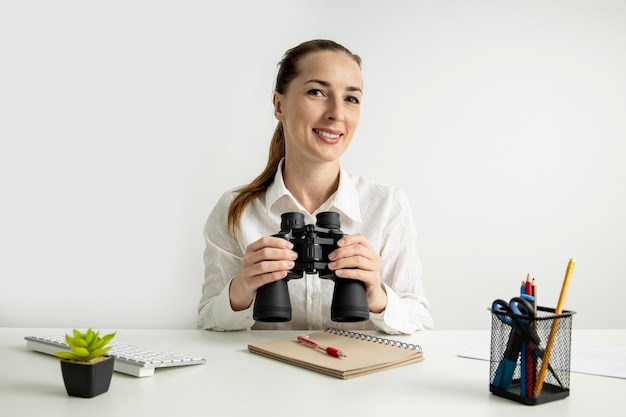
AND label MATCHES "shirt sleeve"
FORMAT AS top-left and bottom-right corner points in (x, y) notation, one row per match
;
(369, 188), (434, 334)
(196, 192), (255, 331)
